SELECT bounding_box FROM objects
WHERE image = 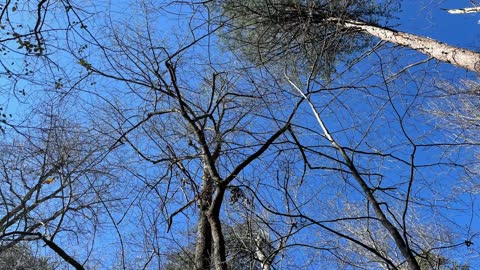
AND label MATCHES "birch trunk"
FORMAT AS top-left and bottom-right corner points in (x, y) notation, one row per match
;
(255, 234), (270, 270)
(338, 19), (480, 73)
(445, 7), (480, 14)
(287, 77), (422, 270)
